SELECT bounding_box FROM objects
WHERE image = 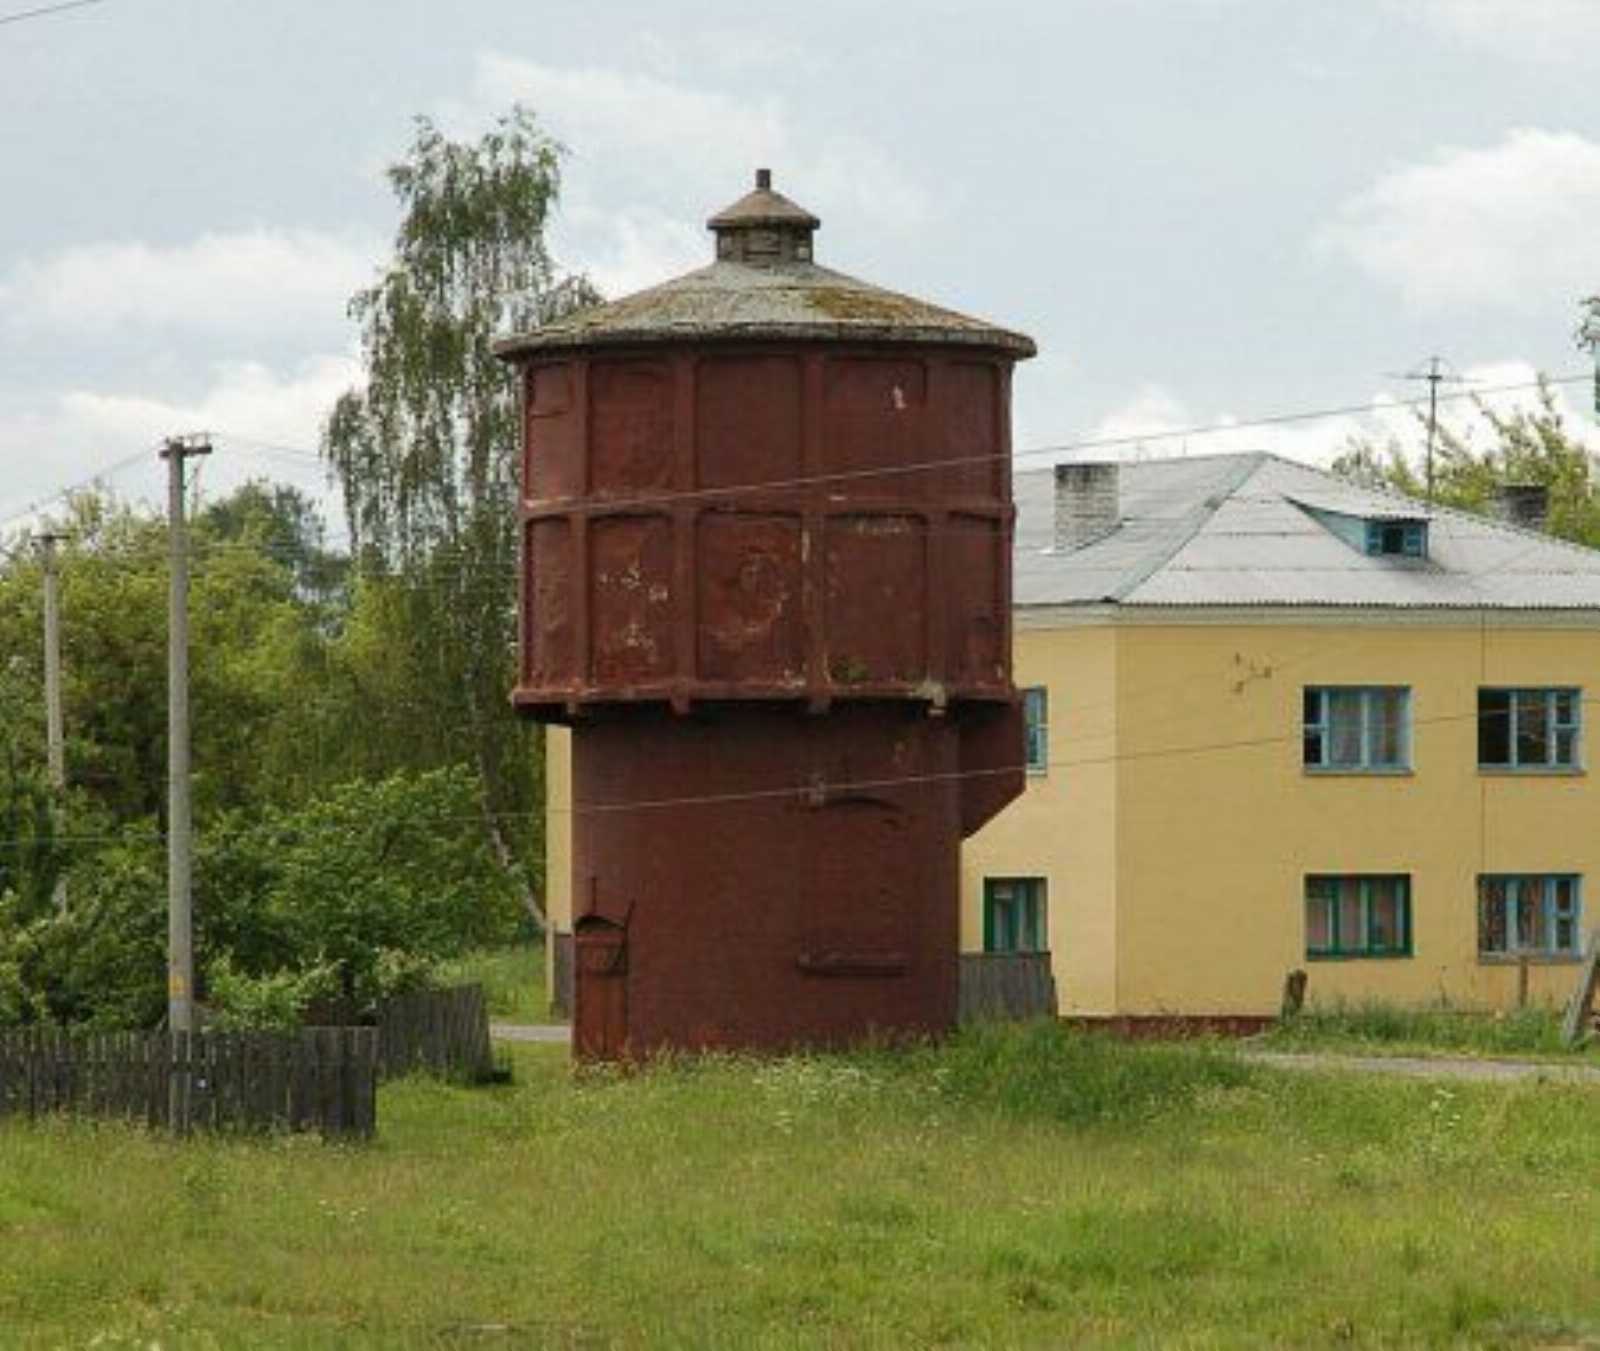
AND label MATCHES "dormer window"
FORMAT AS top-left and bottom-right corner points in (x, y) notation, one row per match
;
(1292, 498), (1430, 560)
(1367, 520), (1427, 558)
